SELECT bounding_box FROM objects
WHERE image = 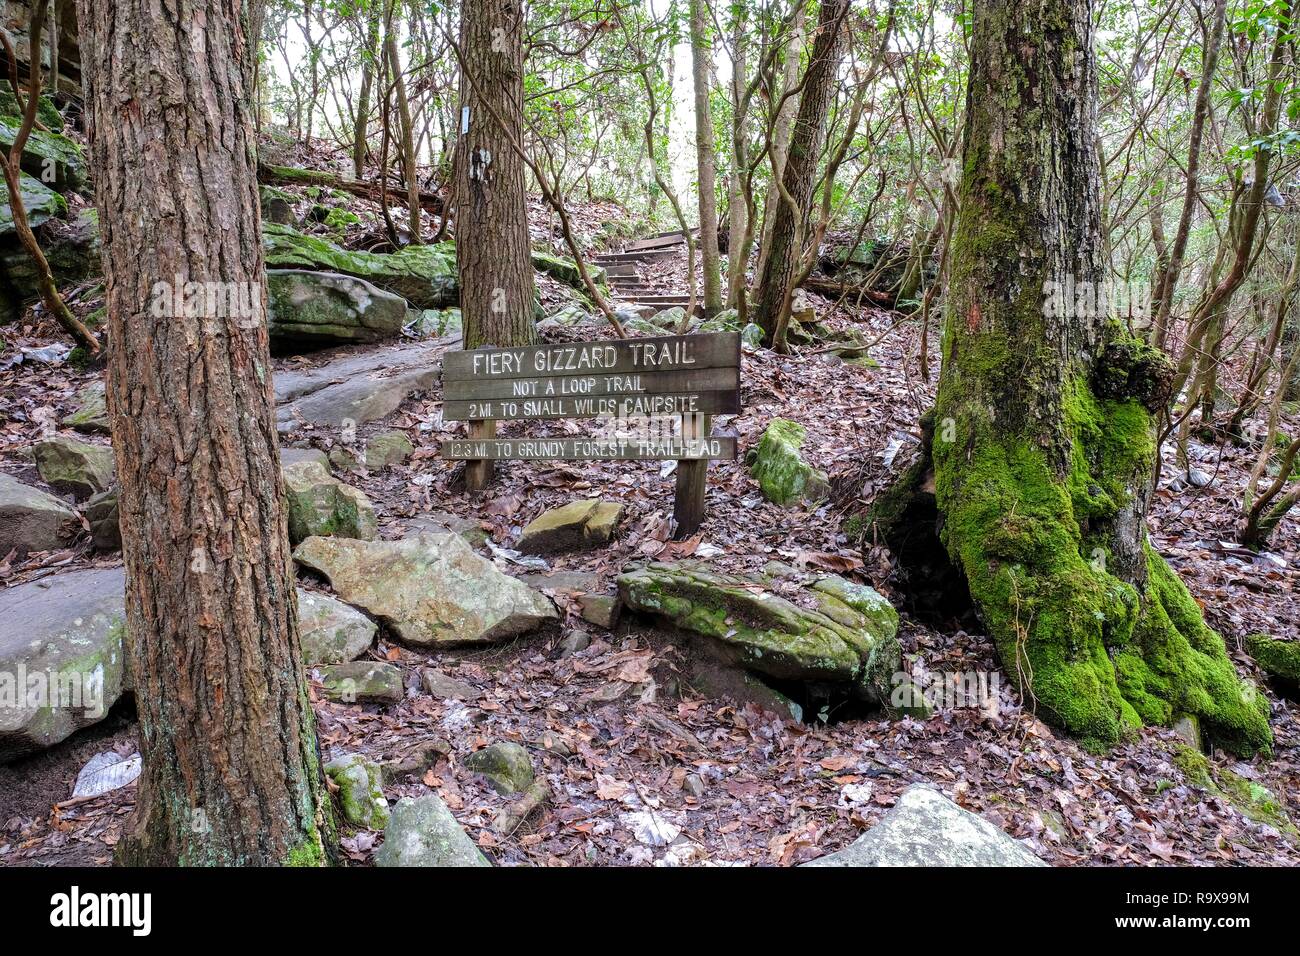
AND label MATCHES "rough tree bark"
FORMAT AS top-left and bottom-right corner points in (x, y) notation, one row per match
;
(455, 0), (536, 350)
(871, 0), (1270, 754)
(753, 0), (847, 350)
(352, 2), (382, 179)
(77, 0), (334, 865)
(689, 0), (722, 315)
